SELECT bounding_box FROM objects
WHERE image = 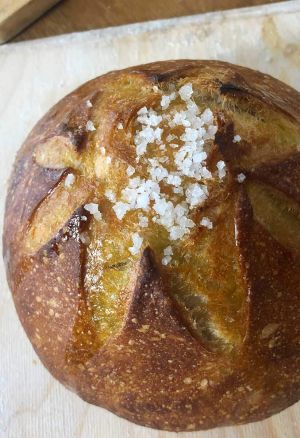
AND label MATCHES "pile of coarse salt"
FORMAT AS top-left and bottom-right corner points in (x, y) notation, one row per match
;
(104, 82), (228, 264)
